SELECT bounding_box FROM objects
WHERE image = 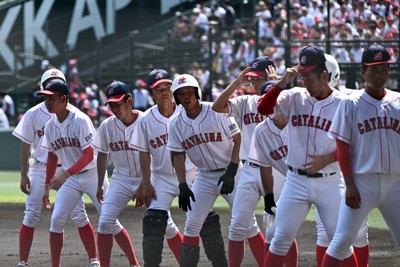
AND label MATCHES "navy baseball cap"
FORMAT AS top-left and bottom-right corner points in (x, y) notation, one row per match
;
(105, 81), (130, 105)
(297, 46), (326, 73)
(147, 69), (172, 89)
(246, 56), (275, 77)
(260, 80), (278, 96)
(362, 45), (393, 67)
(37, 79), (69, 96)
